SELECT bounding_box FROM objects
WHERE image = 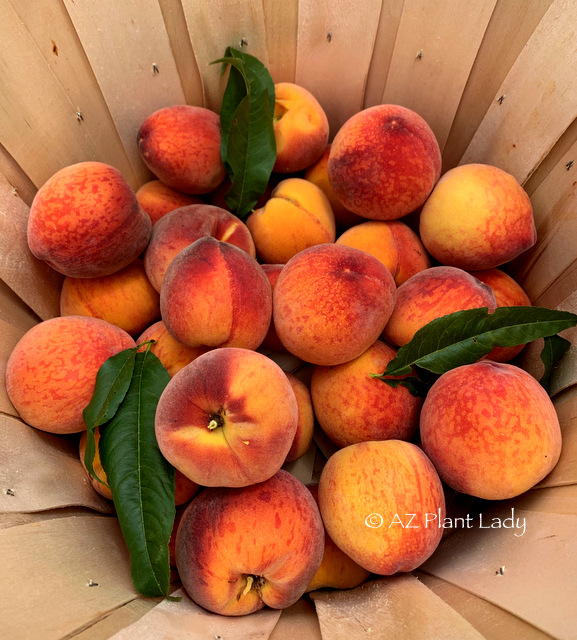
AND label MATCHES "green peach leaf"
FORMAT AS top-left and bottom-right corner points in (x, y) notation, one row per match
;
(212, 47), (276, 219)
(374, 306), (577, 391)
(82, 347), (138, 484)
(99, 348), (174, 598)
(540, 334), (571, 393)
